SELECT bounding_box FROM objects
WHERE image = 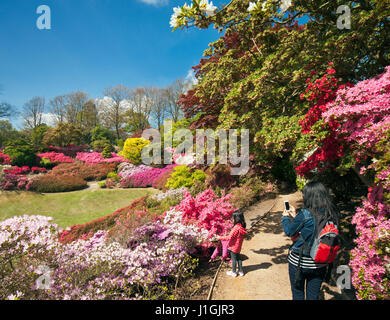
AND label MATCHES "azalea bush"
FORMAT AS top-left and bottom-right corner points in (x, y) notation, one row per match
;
(49, 162), (117, 181)
(3, 166), (30, 175)
(0, 152), (12, 165)
(48, 145), (89, 158)
(321, 66), (390, 300)
(37, 152), (74, 165)
(297, 66), (390, 299)
(3, 166), (47, 175)
(0, 174), (32, 191)
(118, 164), (151, 188)
(175, 188), (236, 240)
(75, 152), (124, 165)
(0, 215), (202, 300)
(128, 165), (177, 188)
(30, 174), (88, 193)
(151, 187), (188, 203)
